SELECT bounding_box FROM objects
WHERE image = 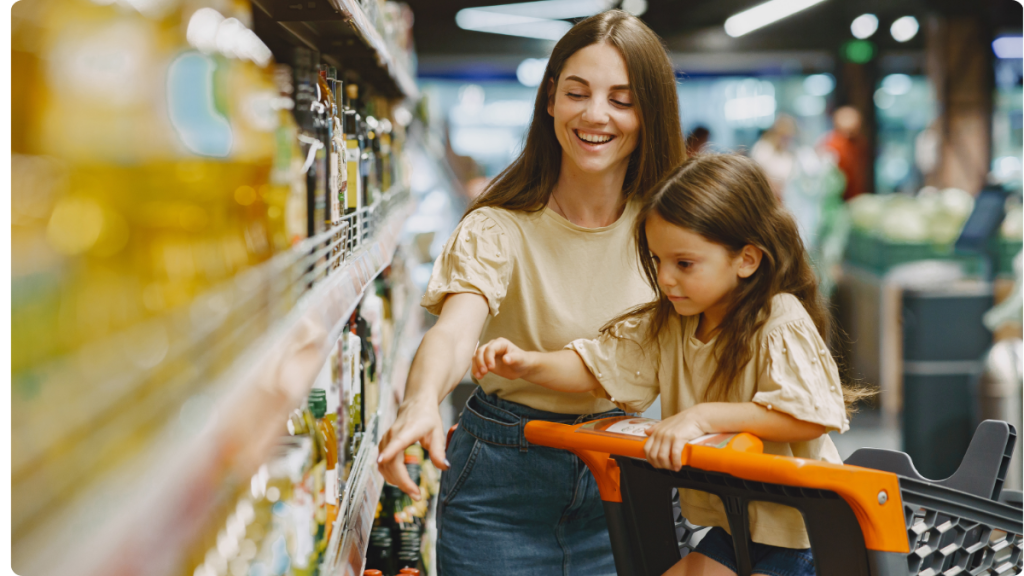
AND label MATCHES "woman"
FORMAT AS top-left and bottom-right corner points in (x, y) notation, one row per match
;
(377, 10), (684, 575)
